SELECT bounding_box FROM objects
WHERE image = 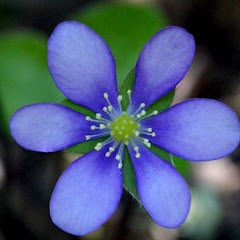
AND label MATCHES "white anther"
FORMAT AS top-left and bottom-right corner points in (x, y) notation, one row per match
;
(90, 125), (96, 130)
(152, 132), (156, 137)
(103, 107), (108, 112)
(105, 152), (111, 157)
(134, 146), (139, 152)
(115, 126), (119, 130)
(140, 103), (145, 108)
(125, 134), (129, 138)
(123, 111), (127, 115)
(141, 110), (146, 116)
(124, 141), (129, 145)
(135, 131), (140, 137)
(95, 146), (101, 151)
(135, 153), (140, 158)
(104, 93), (109, 99)
(116, 155), (121, 160)
(121, 126), (125, 130)
(96, 143), (102, 147)
(100, 124), (106, 129)
(148, 128), (152, 132)
(108, 106), (113, 112)
(118, 162), (123, 169)
(96, 113), (101, 119)
(137, 114), (141, 119)
(143, 139), (149, 144)
(85, 135), (91, 140)
(109, 147), (114, 152)
(127, 90), (132, 95)
(153, 110), (158, 115)
(118, 95), (122, 102)
(85, 116), (91, 121)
